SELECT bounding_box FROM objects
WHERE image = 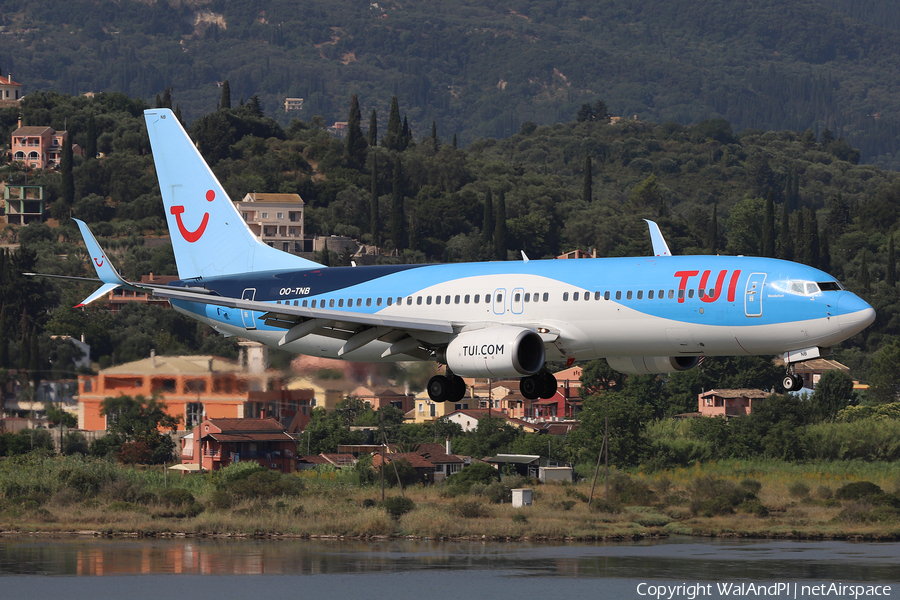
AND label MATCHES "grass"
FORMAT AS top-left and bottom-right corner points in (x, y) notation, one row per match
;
(0, 454), (898, 540)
